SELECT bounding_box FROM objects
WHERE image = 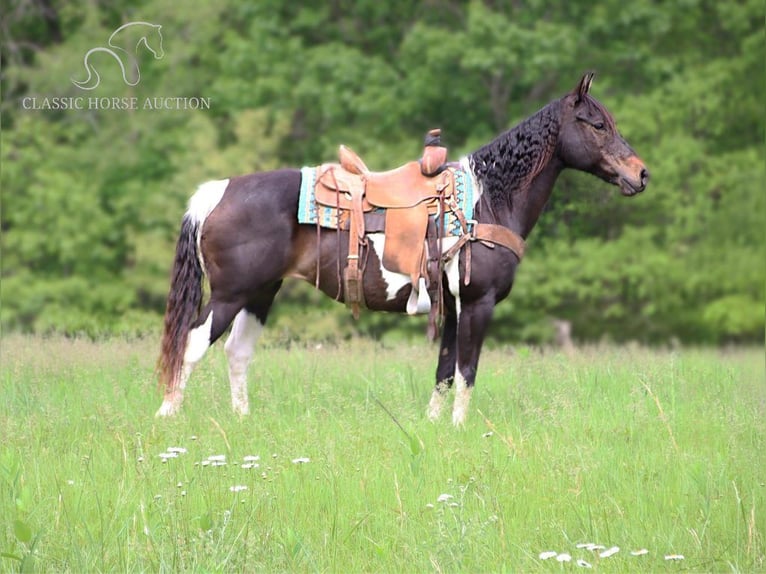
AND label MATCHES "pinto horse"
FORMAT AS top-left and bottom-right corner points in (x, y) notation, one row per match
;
(156, 73), (649, 425)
